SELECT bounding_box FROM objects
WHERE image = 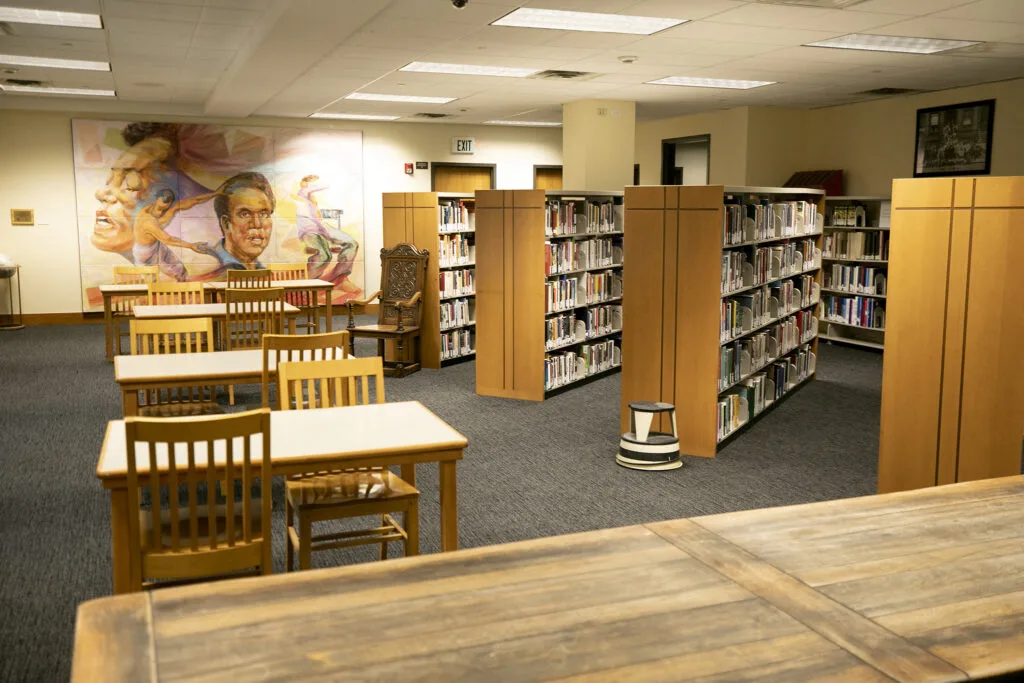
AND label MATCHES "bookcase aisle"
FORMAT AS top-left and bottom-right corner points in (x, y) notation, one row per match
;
(382, 192), (476, 369)
(819, 196), (891, 351)
(476, 189), (624, 401)
(621, 185), (824, 457)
